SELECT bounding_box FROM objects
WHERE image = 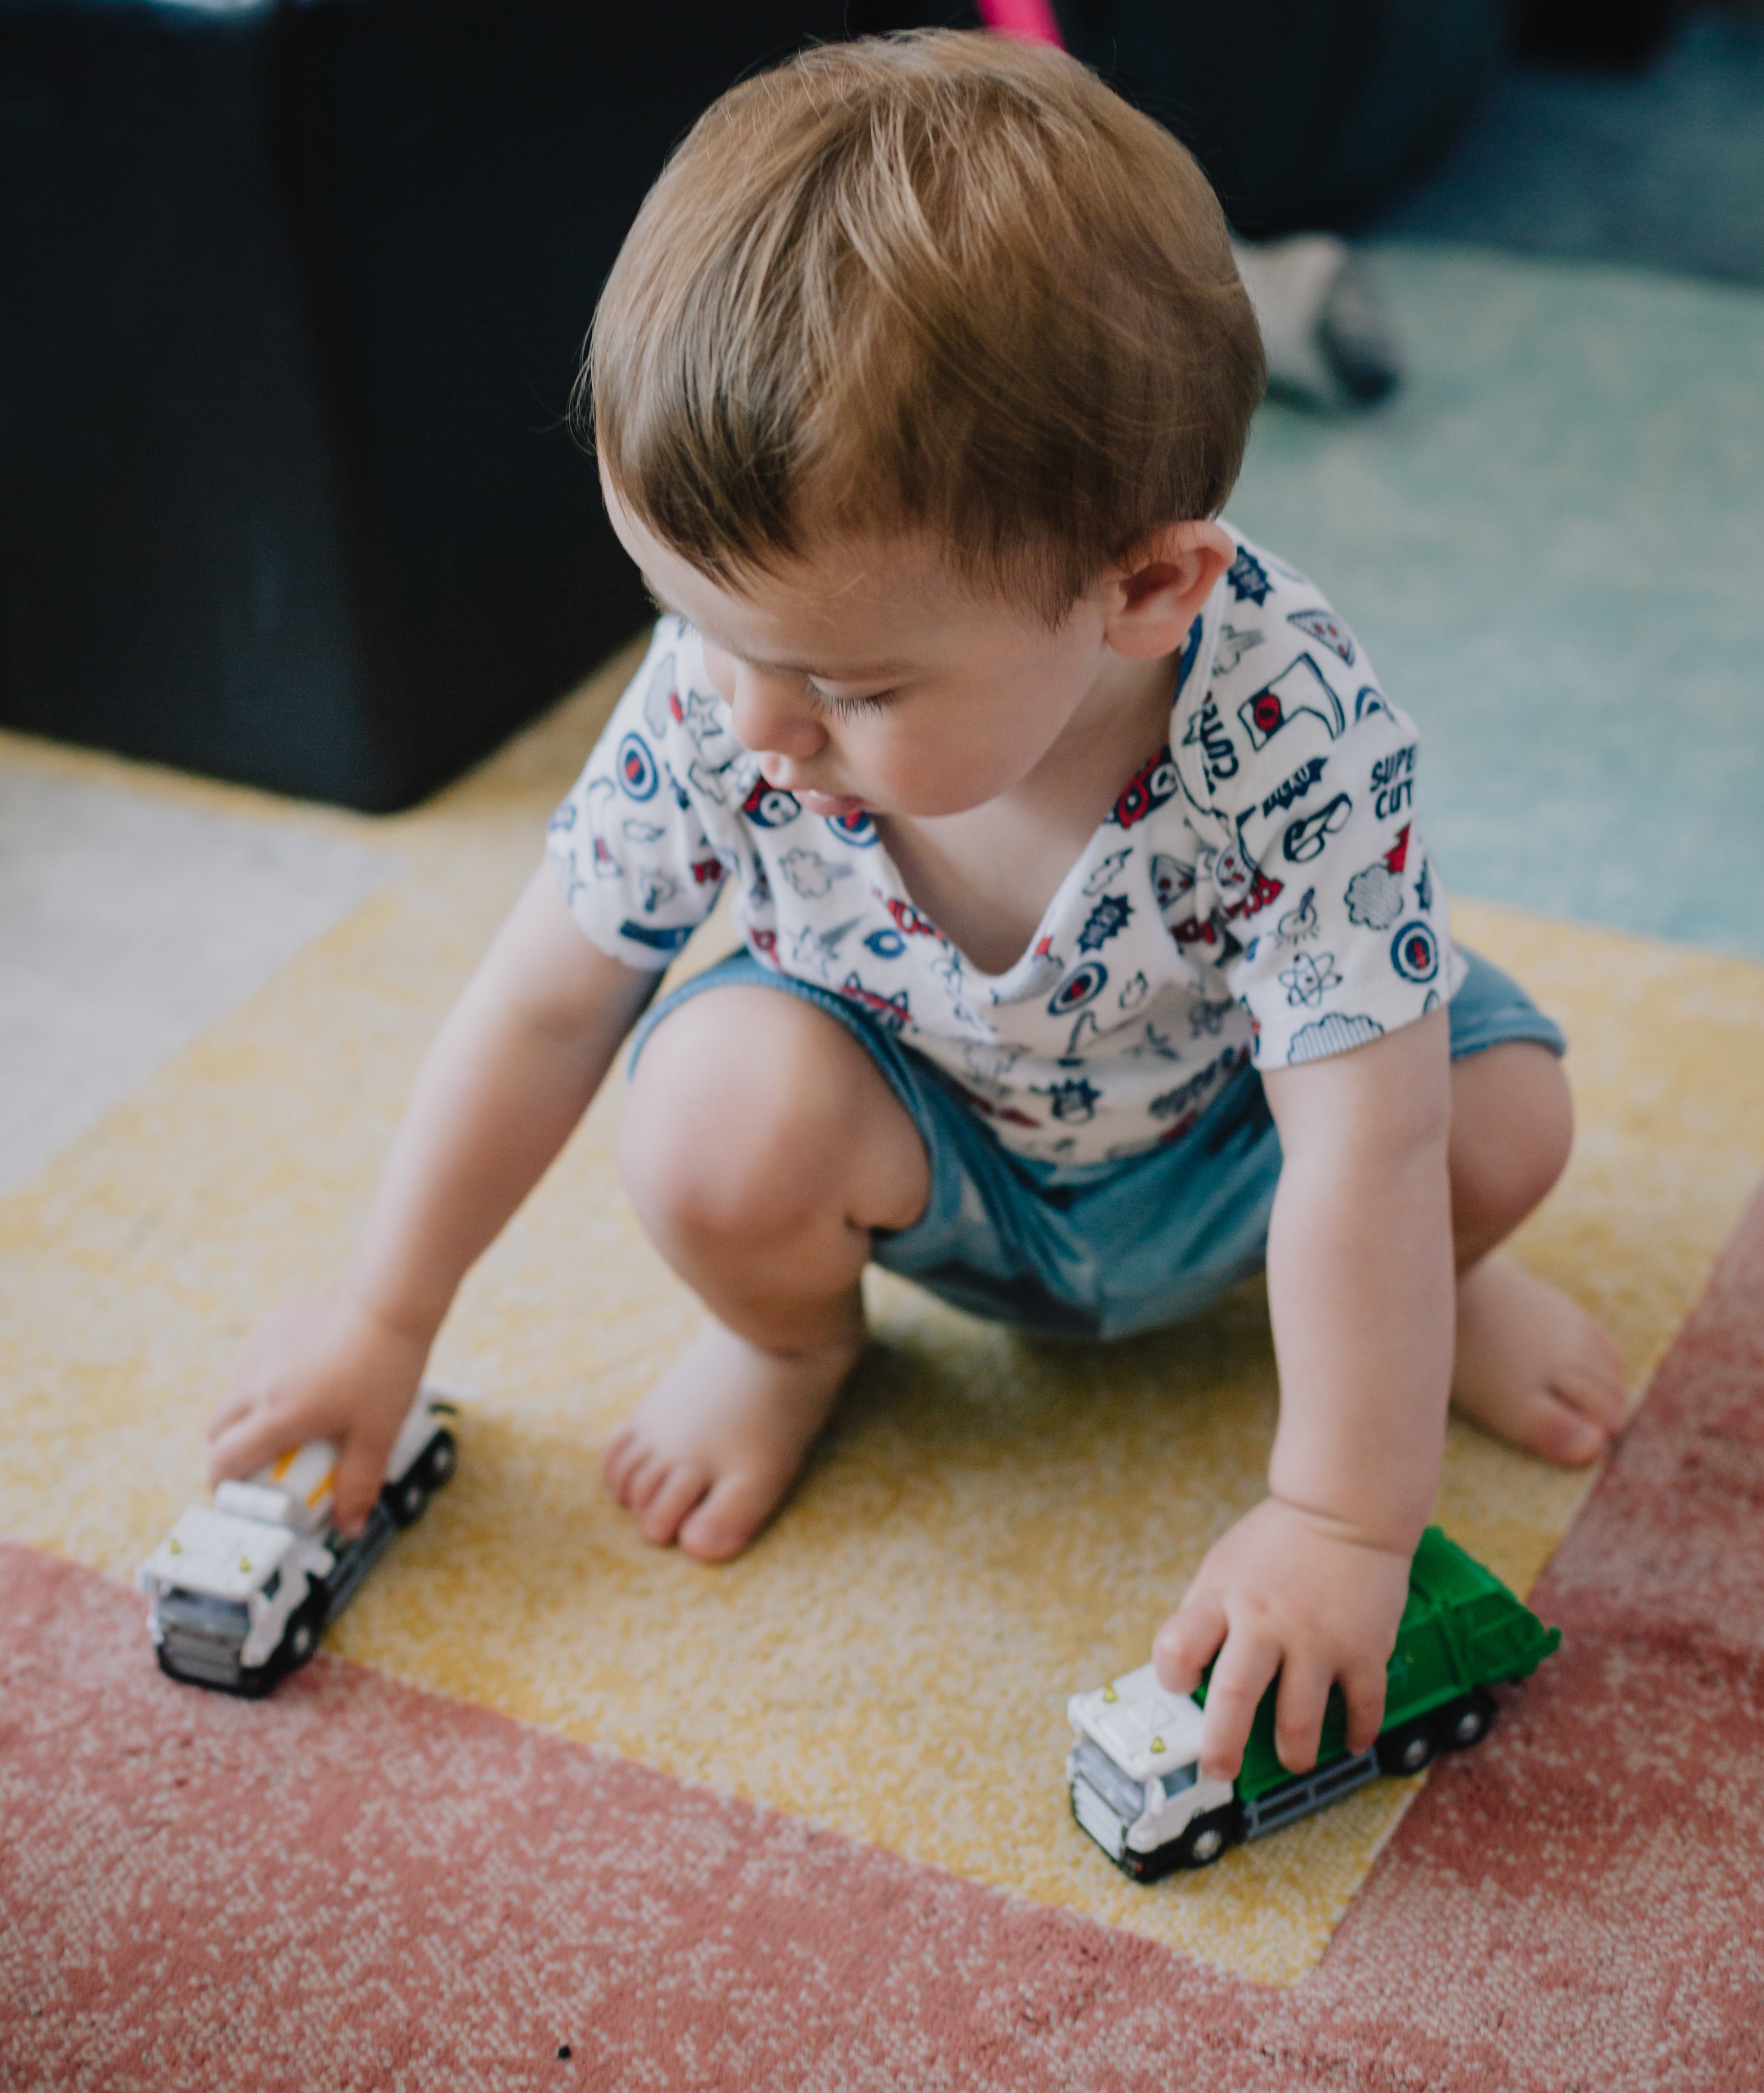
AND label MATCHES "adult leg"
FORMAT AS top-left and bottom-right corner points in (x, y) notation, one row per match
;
(1446, 1040), (1625, 1463)
(604, 985), (931, 1560)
